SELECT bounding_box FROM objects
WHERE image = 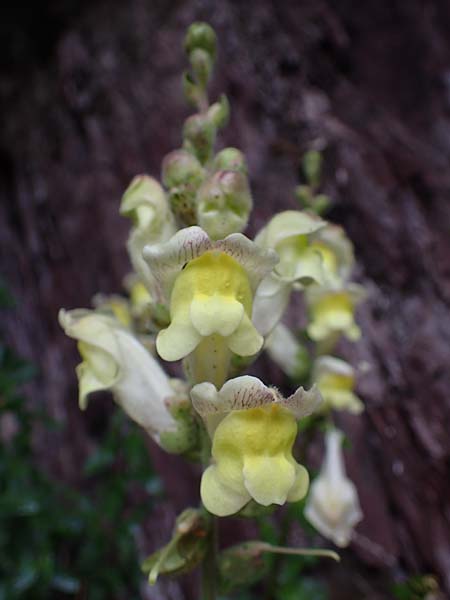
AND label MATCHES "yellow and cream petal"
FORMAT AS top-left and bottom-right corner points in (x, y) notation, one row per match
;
(252, 275), (291, 336)
(286, 463), (310, 502)
(310, 224), (354, 283)
(217, 233), (279, 292)
(143, 226), (213, 301)
(76, 361), (115, 410)
(190, 295), (244, 337)
(191, 375), (274, 419)
(156, 319), (202, 362)
(278, 384), (323, 419)
(290, 246), (326, 286)
(201, 465), (251, 517)
(226, 312), (263, 356)
(255, 210), (326, 249)
(243, 454), (296, 506)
